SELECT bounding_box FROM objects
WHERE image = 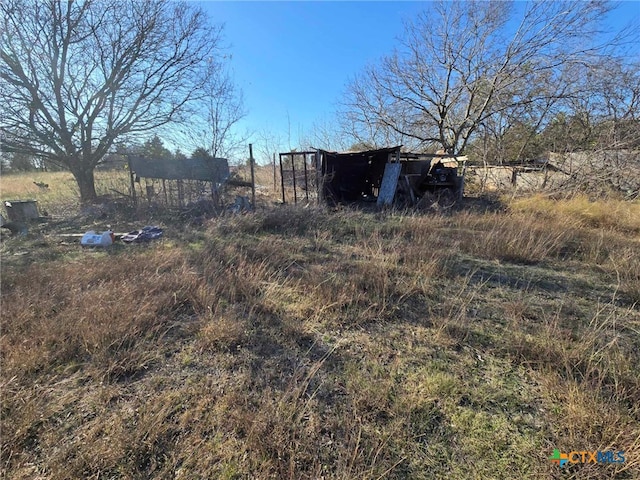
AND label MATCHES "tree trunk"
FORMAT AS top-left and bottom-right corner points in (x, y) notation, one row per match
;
(72, 167), (98, 203)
